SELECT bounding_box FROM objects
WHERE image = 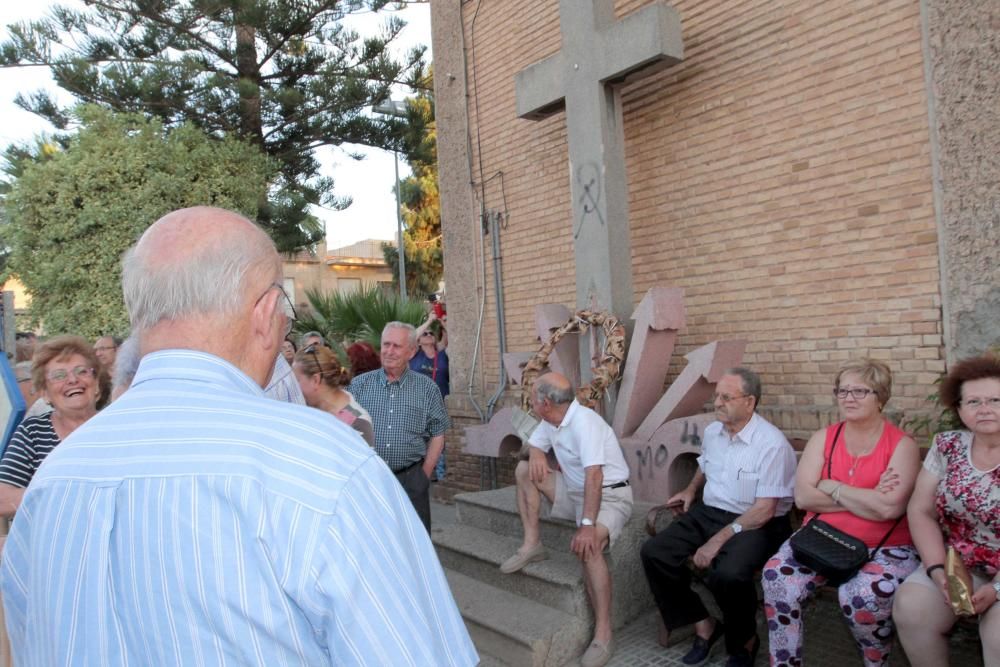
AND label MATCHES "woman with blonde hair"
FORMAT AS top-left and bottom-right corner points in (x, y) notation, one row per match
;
(762, 359), (920, 667)
(292, 344), (374, 446)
